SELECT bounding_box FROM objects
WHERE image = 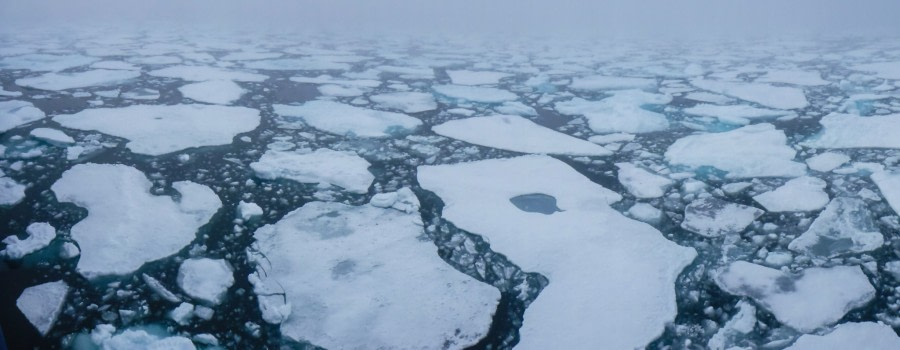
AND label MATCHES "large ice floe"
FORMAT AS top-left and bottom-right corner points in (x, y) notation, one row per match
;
(418, 155), (696, 349)
(665, 123), (807, 178)
(802, 113), (900, 149)
(690, 79), (809, 109)
(785, 322), (900, 350)
(53, 104), (260, 155)
(246, 198), (499, 349)
(432, 115), (611, 156)
(788, 197), (884, 257)
(0, 100), (45, 132)
(681, 197), (764, 237)
(273, 100), (421, 137)
(51, 164), (221, 278)
(250, 149), (374, 194)
(432, 84), (518, 103)
(753, 176), (829, 212)
(15, 69), (141, 90)
(555, 90), (672, 134)
(715, 261), (875, 333)
(16, 280), (69, 335)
